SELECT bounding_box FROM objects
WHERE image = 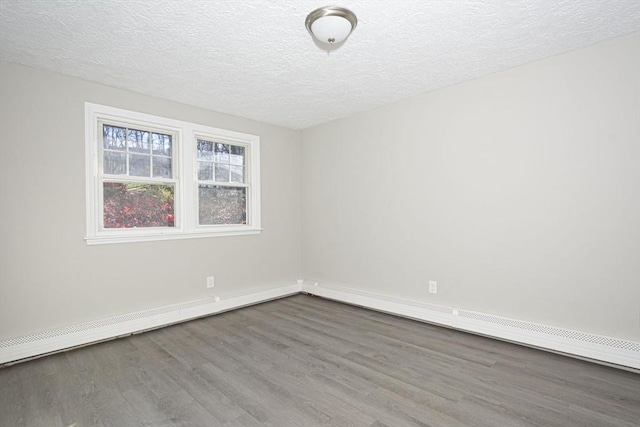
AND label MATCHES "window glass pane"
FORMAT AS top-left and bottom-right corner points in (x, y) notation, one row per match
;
(129, 154), (150, 177)
(198, 162), (213, 181)
(215, 163), (230, 182)
(127, 129), (150, 153)
(152, 156), (172, 178)
(104, 151), (127, 175)
(199, 185), (246, 225)
(230, 165), (244, 183)
(152, 133), (172, 156)
(230, 145), (245, 165)
(197, 140), (214, 160)
(103, 125), (126, 150)
(103, 182), (175, 228)
(214, 143), (230, 163)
